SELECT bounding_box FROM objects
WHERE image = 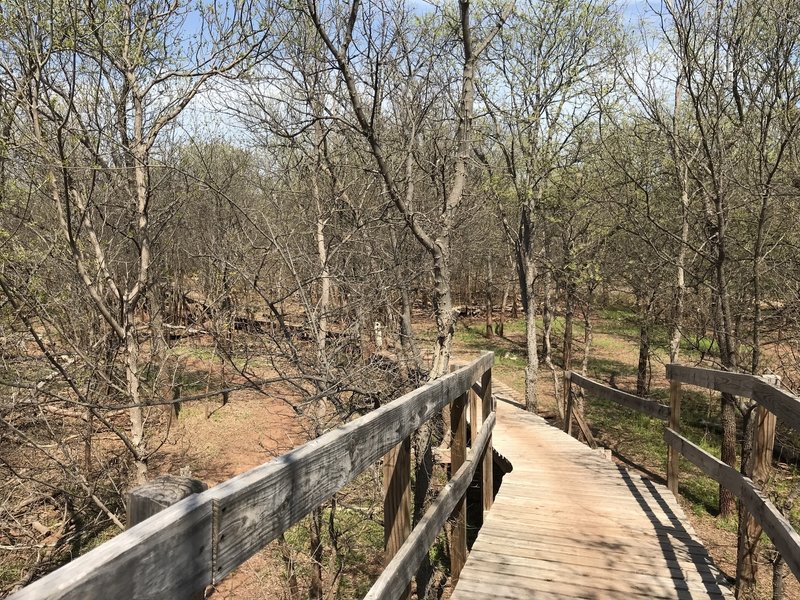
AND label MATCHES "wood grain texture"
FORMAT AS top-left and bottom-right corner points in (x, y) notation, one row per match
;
(383, 437), (411, 582)
(664, 427), (800, 581)
(480, 368), (493, 513)
(666, 364), (756, 397)
(127, 475), (208, 528)
(571, 372), (670, 420)
(12, 354), (494, 599)
(667, 380), (682, 495)
(450, 391), (468, 582)
(752, 379), (800, 432)
(666, 366), (796, 429)
(365, 412), (495, 600)
(207, 353), (493, 580)
(10, 494), (212, 600)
